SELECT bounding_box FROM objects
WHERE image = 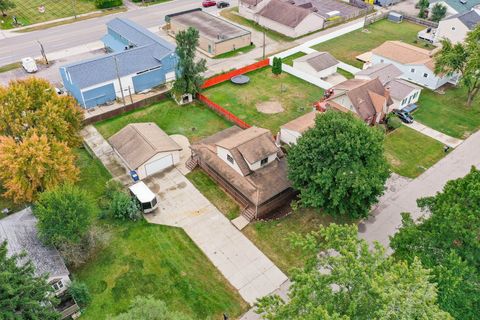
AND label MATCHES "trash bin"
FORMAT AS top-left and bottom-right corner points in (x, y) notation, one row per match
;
(130, 171), (139, 182)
